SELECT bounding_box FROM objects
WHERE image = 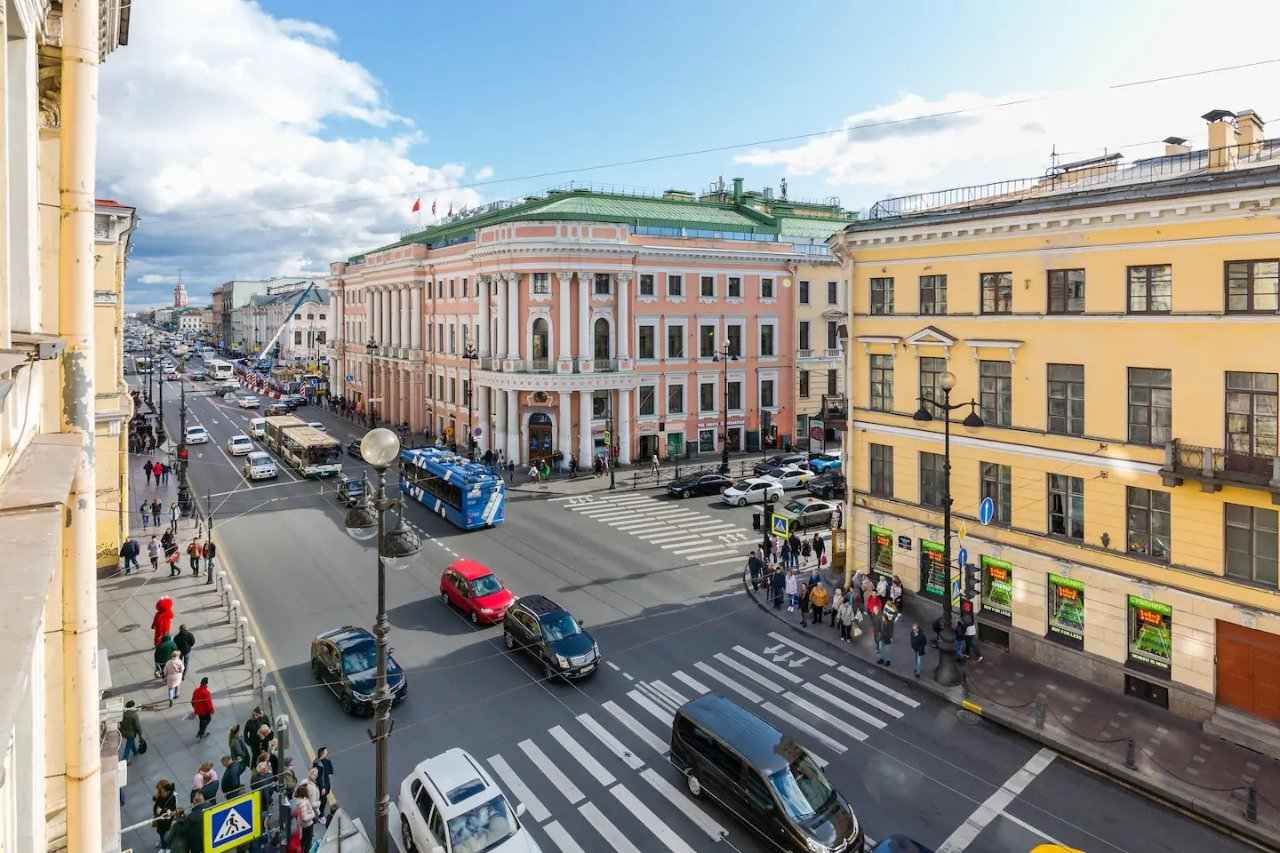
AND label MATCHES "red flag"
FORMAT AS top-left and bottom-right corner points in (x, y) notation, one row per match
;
(411, 198), (421, 213)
